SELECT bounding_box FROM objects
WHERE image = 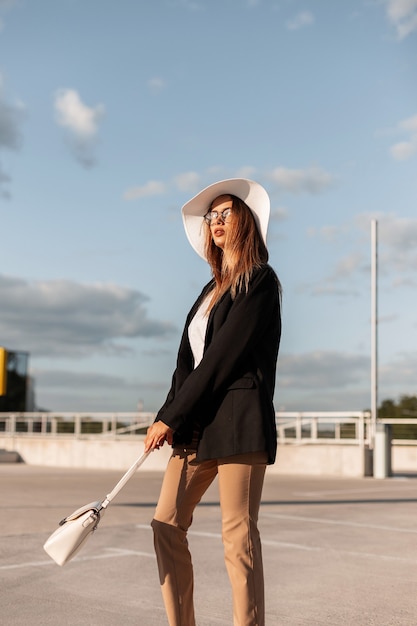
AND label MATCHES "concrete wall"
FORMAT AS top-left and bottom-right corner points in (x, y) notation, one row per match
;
(271, 443), (373, 477)
(0, 436), (172, 472)
(0, 436), (376, 477)
(392, 443), (417, 473)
